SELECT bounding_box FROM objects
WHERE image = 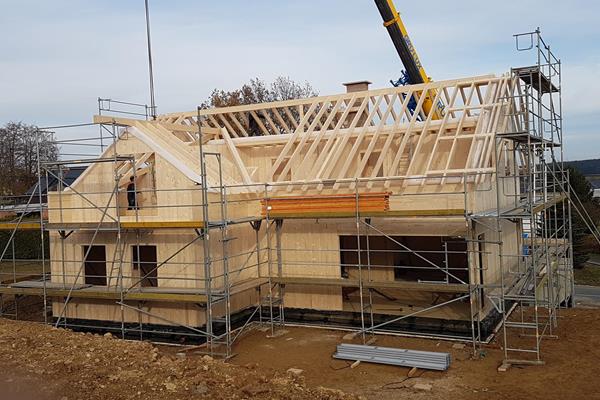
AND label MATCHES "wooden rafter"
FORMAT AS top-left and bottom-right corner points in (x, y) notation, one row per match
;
(95, 75), (518, 194)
